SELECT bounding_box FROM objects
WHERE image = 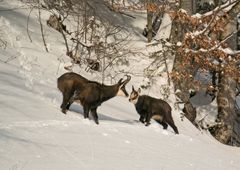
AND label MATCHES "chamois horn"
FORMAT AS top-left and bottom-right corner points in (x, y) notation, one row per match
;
(122, 75), (131, 85)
